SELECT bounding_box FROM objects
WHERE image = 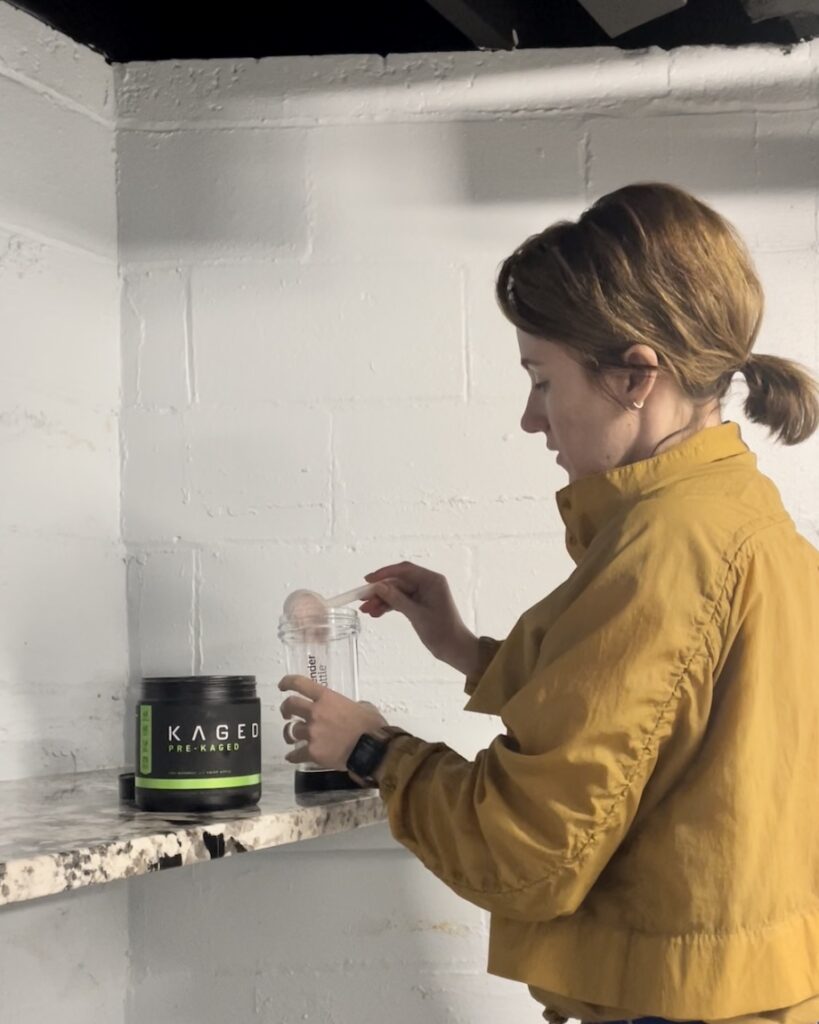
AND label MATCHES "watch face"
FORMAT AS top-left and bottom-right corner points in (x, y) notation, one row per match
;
(348, 734), (382, 776)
